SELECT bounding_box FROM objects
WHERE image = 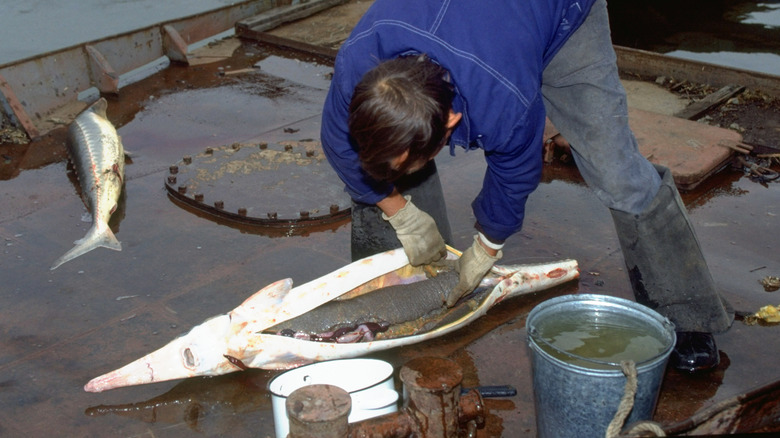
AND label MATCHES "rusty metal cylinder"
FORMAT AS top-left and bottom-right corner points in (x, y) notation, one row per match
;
(287, 384), (351, 438)
(400, 356), (463, 438)
(347, 411), (415, 438)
